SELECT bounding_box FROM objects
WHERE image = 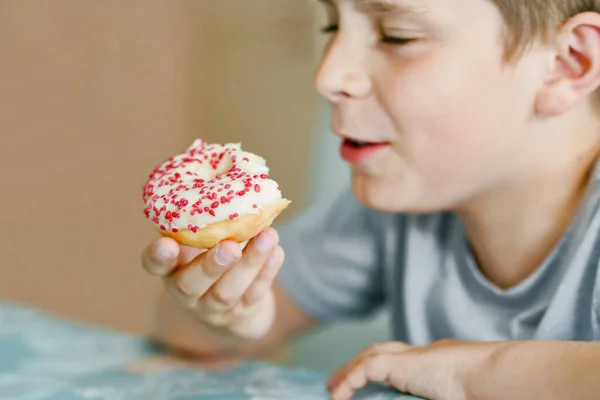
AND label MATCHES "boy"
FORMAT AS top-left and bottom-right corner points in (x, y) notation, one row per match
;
(141, 0), (600, 398)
